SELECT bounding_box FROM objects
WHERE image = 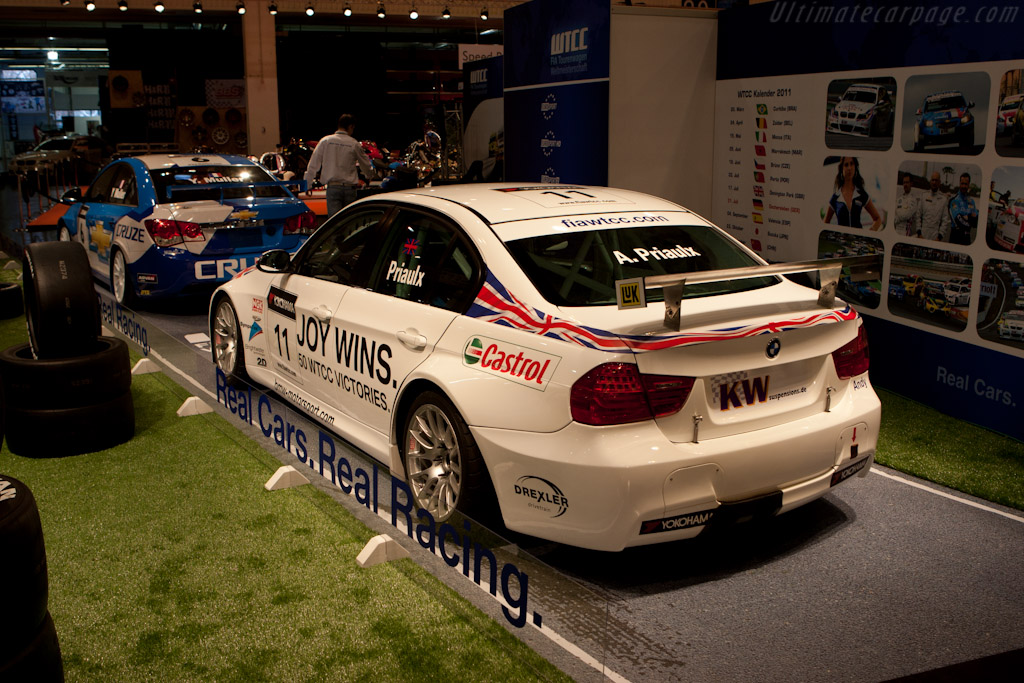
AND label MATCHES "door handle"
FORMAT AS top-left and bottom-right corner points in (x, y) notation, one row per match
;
(397, 329), (427, 350)
(311, 305), (332, 322)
